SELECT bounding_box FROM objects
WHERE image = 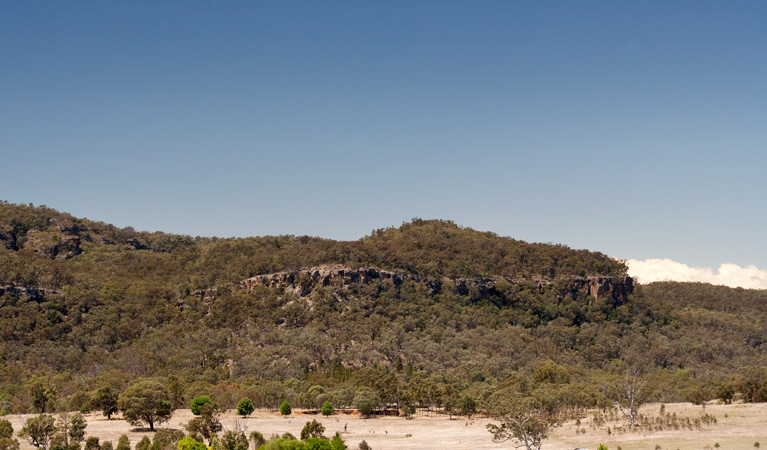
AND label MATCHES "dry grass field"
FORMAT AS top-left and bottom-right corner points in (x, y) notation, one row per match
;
(6, 402), (767, 450)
